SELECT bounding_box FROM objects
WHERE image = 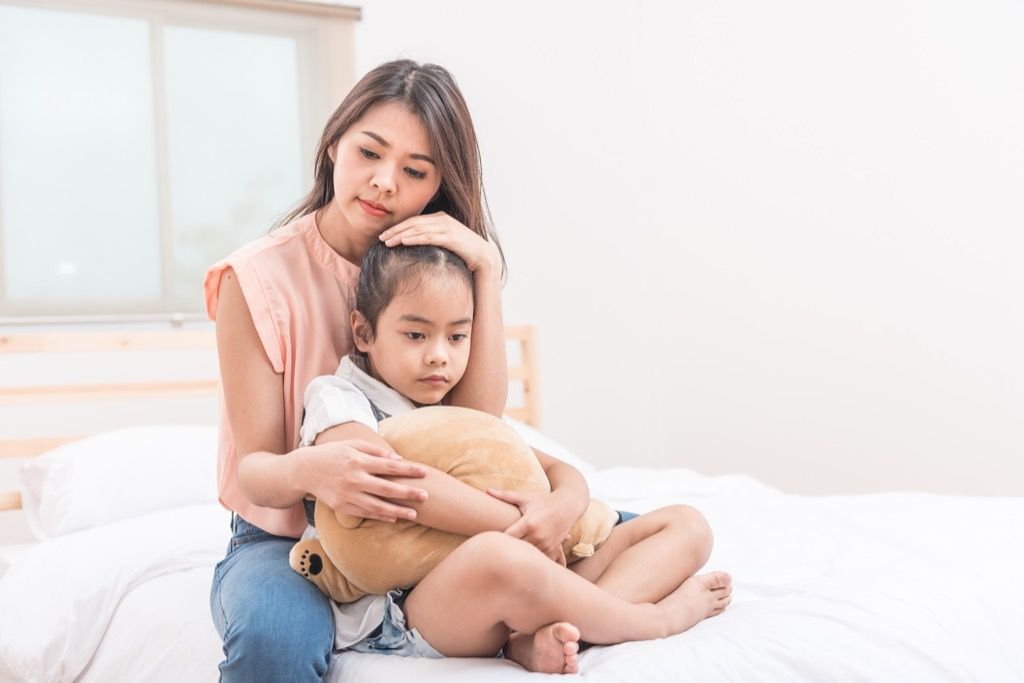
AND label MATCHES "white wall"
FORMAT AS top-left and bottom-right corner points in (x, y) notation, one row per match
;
(350, 0), (1024, 495)
(3, 2), (1018, 497)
